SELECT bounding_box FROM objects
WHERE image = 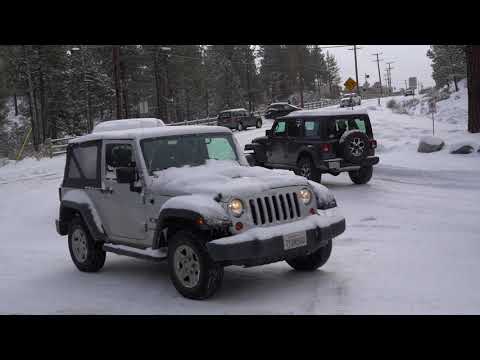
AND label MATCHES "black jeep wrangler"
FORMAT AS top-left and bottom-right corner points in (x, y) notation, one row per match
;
(217, 108), (262, 131)
(245, 109), (379, 184)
